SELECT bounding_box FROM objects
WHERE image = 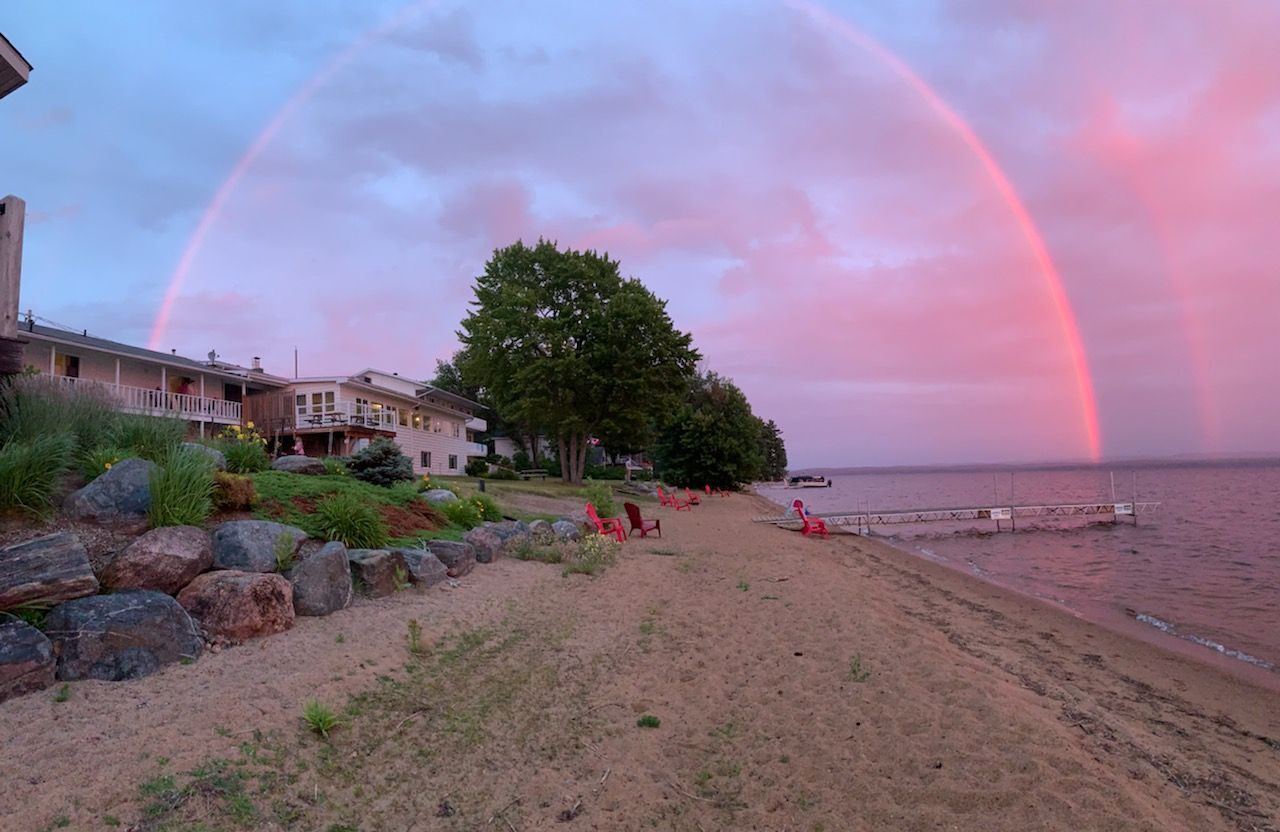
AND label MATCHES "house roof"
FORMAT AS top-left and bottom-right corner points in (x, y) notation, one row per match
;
(21, 322), (290, 387)
(416, 384), (482, 411)
(0, 32), (32, 100)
